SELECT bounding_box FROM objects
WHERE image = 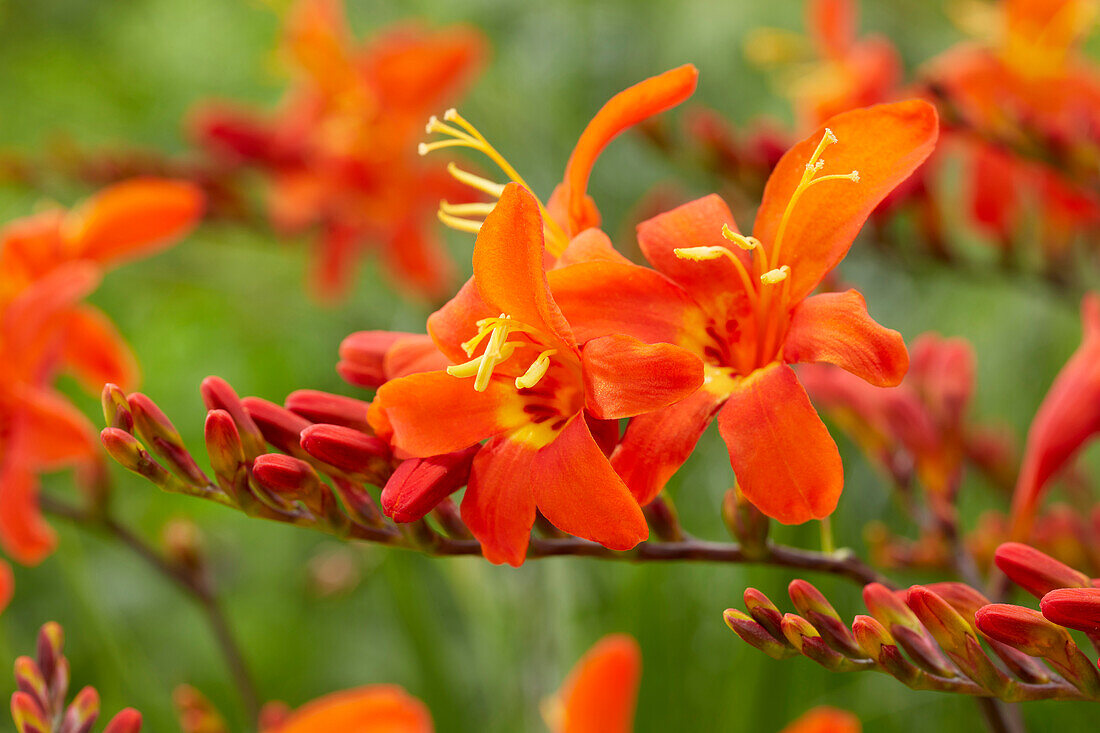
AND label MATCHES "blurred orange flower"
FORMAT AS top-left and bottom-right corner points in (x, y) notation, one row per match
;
(192, 0), (485, 301)
(262, 685), (432, 733)
(0, 178), (203, 573)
